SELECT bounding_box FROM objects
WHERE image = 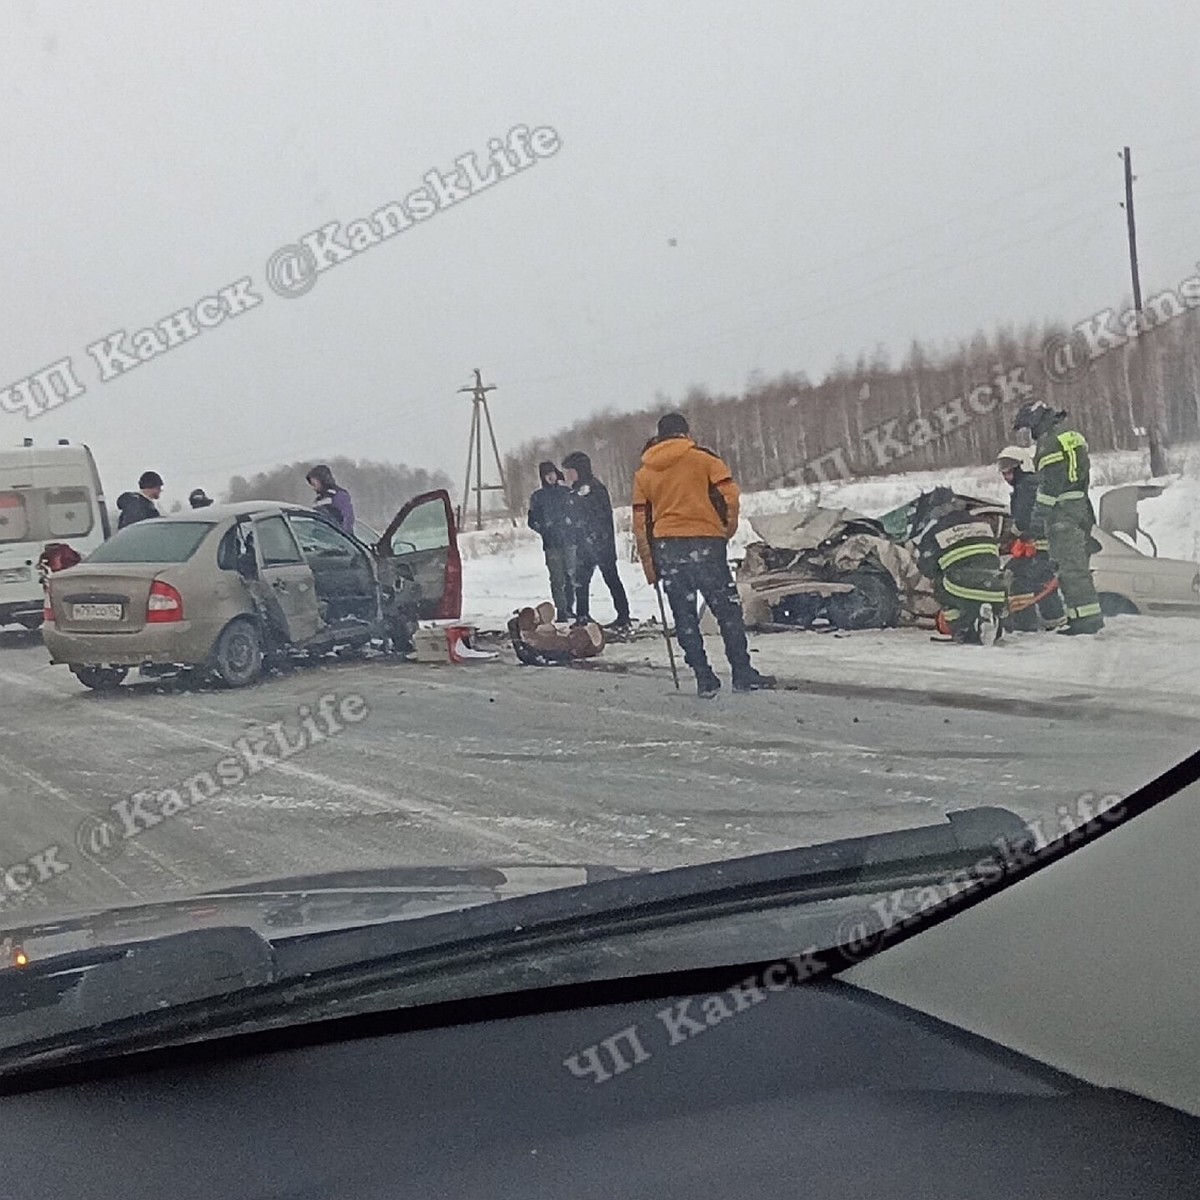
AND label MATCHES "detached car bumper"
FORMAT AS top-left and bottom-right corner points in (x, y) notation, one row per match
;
(42, 621), (219, 667)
